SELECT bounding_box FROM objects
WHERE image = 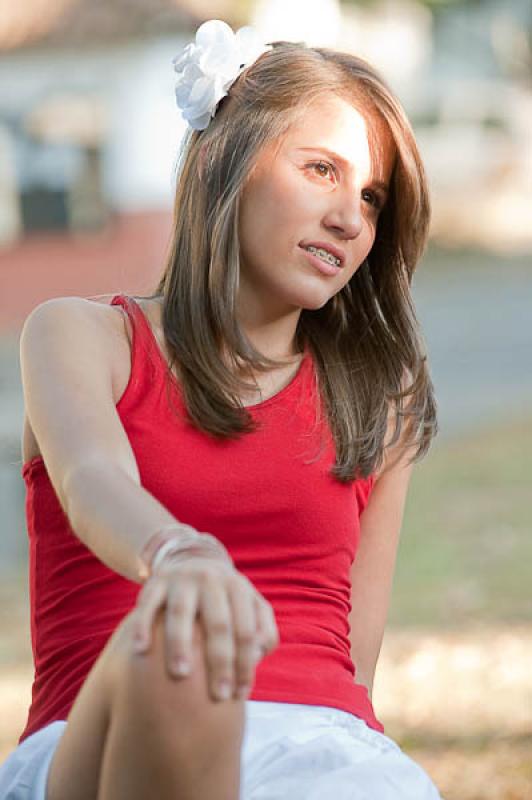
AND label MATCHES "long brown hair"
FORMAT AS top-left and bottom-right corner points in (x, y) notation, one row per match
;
(147, 40), (438, 482)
